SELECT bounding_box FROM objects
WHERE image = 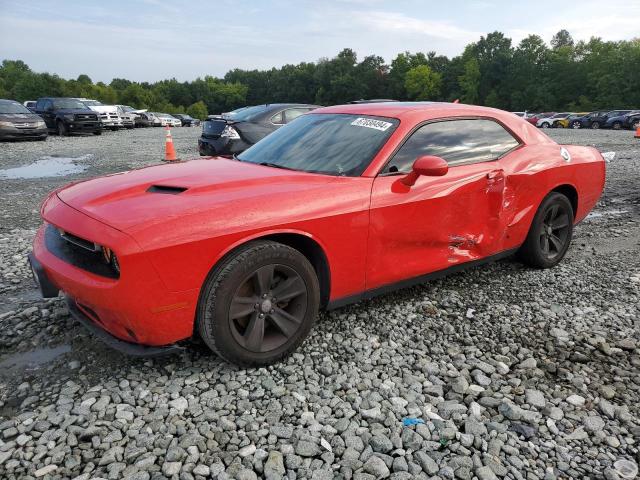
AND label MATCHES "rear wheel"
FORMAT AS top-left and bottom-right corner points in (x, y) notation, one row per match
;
(632, 120), (640, 130)
(571, 121), (581, 129)
(541, 122), (550, 128)
(612, 121), (622, 130)
(57, 121), (68, 136)
(197, 241), (320, 366)
(591, 122), (600, 129)
(518, 192), (574, 269)
(93, 130), (102, 136)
